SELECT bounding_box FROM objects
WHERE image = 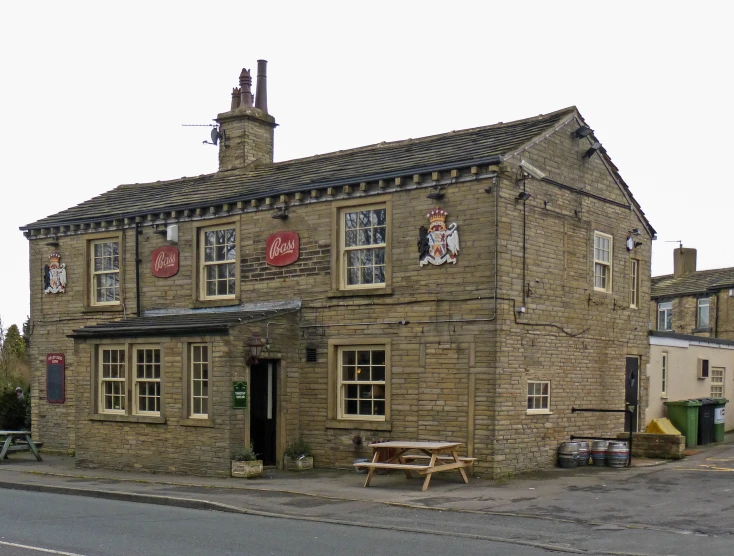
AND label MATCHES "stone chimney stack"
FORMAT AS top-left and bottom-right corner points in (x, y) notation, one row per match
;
(673, 247), (697, 277)
(216, 61), (276, 172)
